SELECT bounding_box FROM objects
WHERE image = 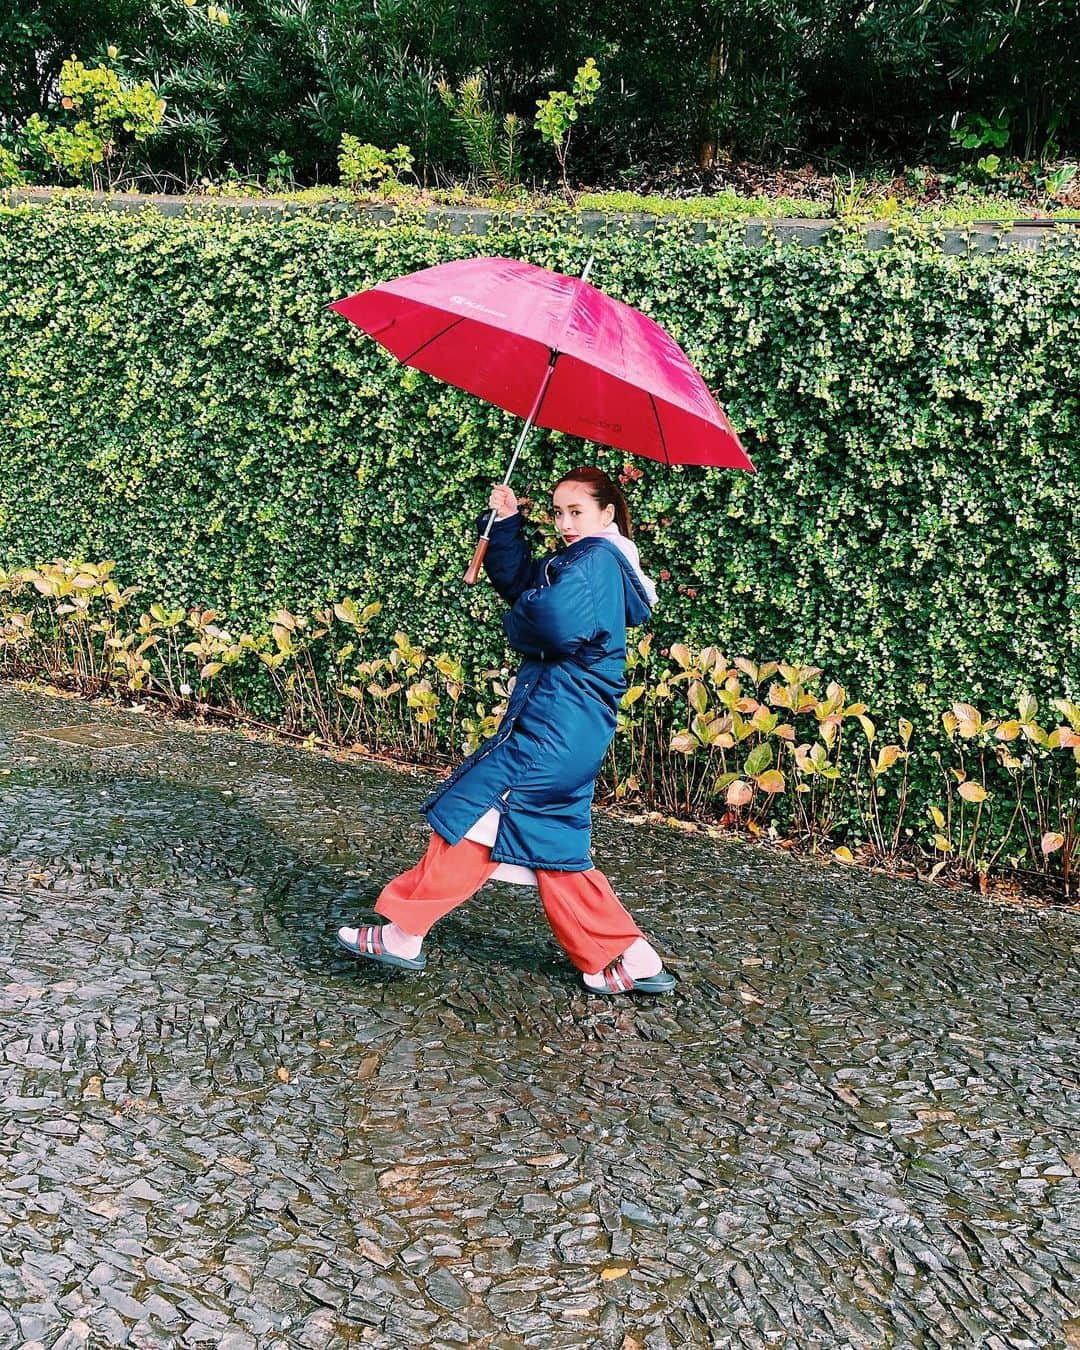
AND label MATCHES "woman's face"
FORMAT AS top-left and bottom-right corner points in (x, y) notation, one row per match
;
(552, 482), (615, 545)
